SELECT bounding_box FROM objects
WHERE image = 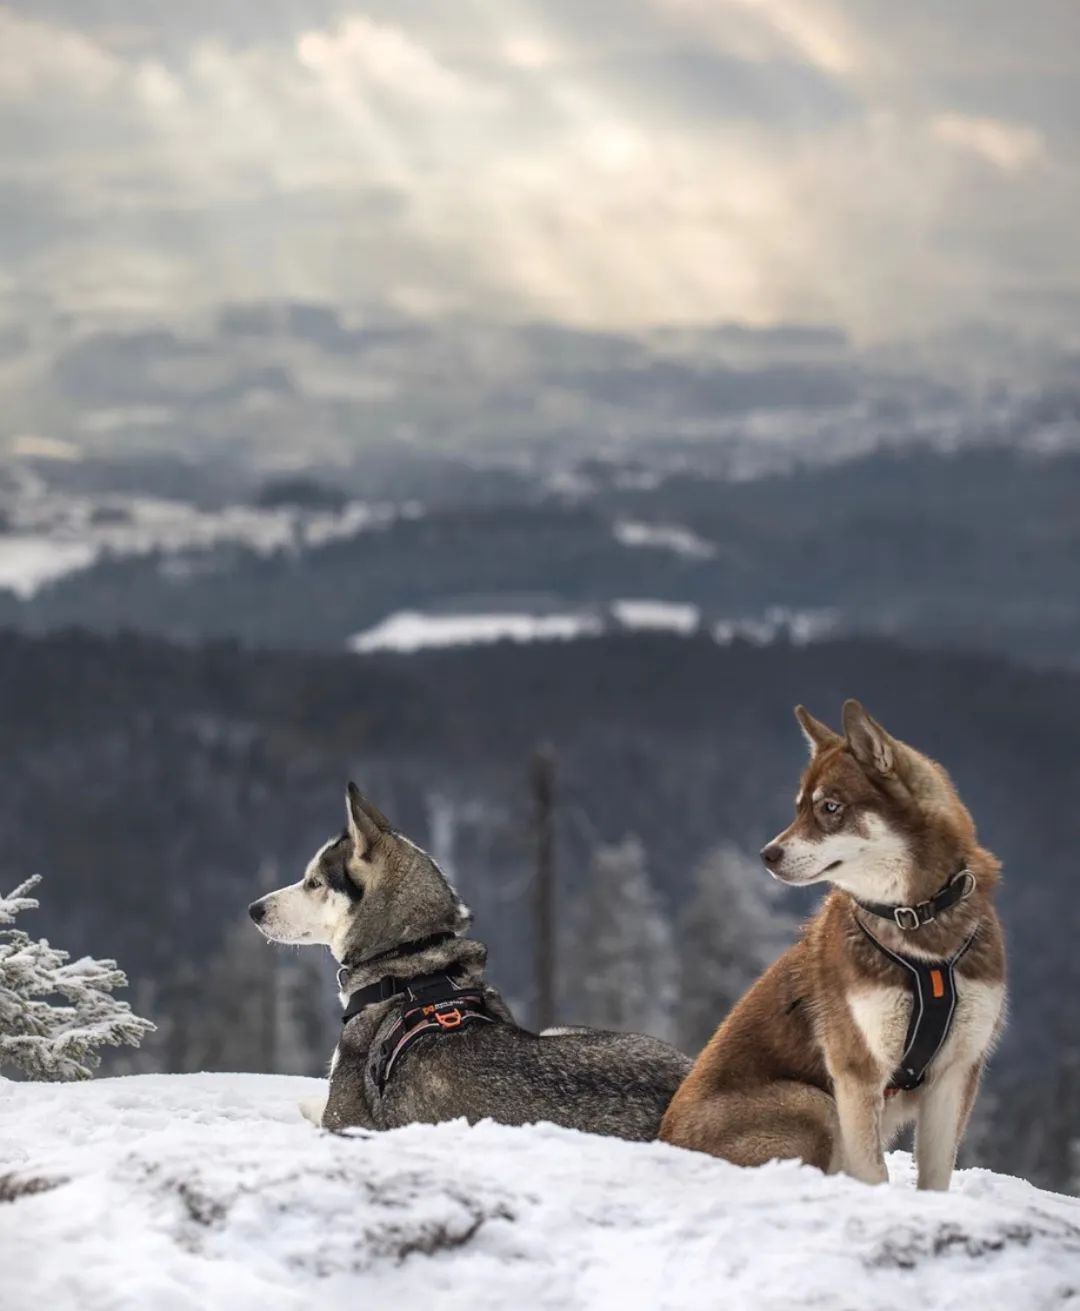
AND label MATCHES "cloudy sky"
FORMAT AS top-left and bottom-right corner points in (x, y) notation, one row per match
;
(1, 0), (1077, 341)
